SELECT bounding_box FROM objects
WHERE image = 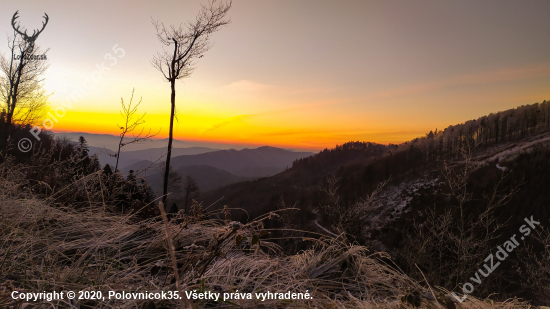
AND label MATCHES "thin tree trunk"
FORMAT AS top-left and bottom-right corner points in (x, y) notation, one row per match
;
(162, 40), (178, 207)
(162, 80), (176, 206)
(115, 137), (123, 172)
